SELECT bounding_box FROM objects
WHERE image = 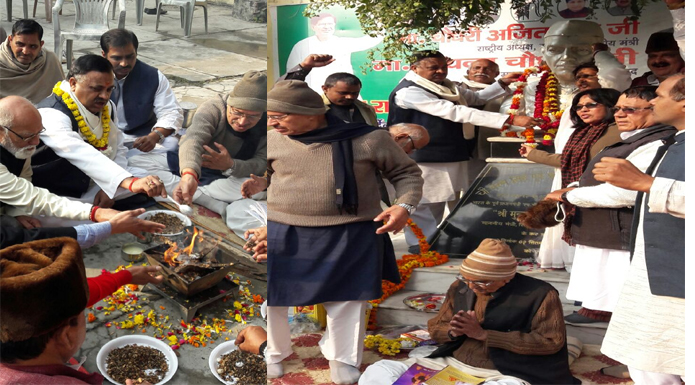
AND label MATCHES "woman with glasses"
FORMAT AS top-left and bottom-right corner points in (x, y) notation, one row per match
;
(542, 87), (675, 329)
(520, 88), (621, 322)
